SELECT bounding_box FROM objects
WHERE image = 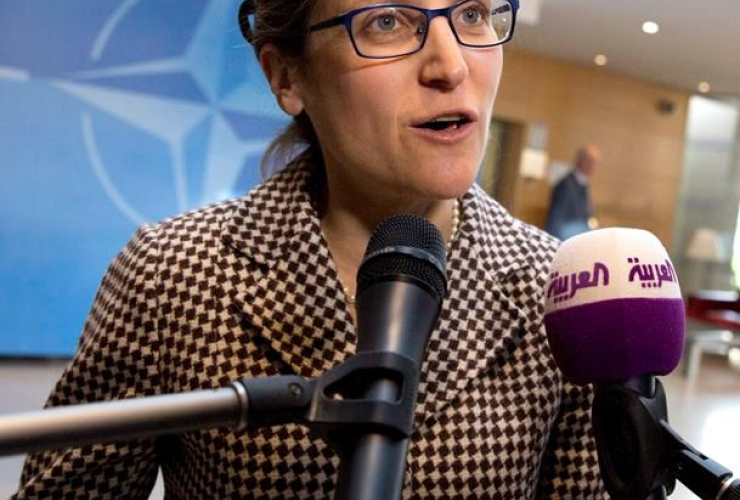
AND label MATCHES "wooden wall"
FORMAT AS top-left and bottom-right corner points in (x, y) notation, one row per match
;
(492, 48), (691, 247)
